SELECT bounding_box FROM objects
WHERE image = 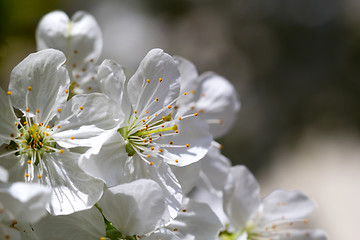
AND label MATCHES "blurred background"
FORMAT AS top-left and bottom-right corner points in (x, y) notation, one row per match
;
(1, 0), (359, 238)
